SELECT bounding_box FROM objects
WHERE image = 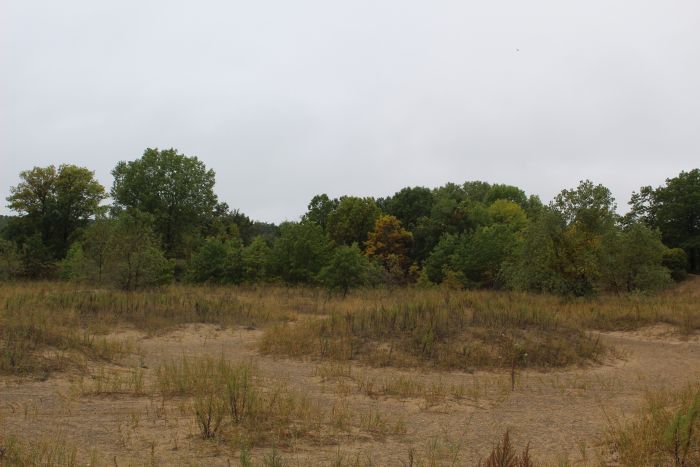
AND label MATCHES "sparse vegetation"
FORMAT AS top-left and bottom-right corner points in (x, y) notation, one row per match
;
(154, 355), (400, 447)
(0, 434), (79, 467)
(2, 5), (699, 464)
(479, 430), (535, 467)
(261, 286), (700, 370)
(606, 383), (700, 466)
(0, 279), (699, 464)
(0, 282), (298, 375)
